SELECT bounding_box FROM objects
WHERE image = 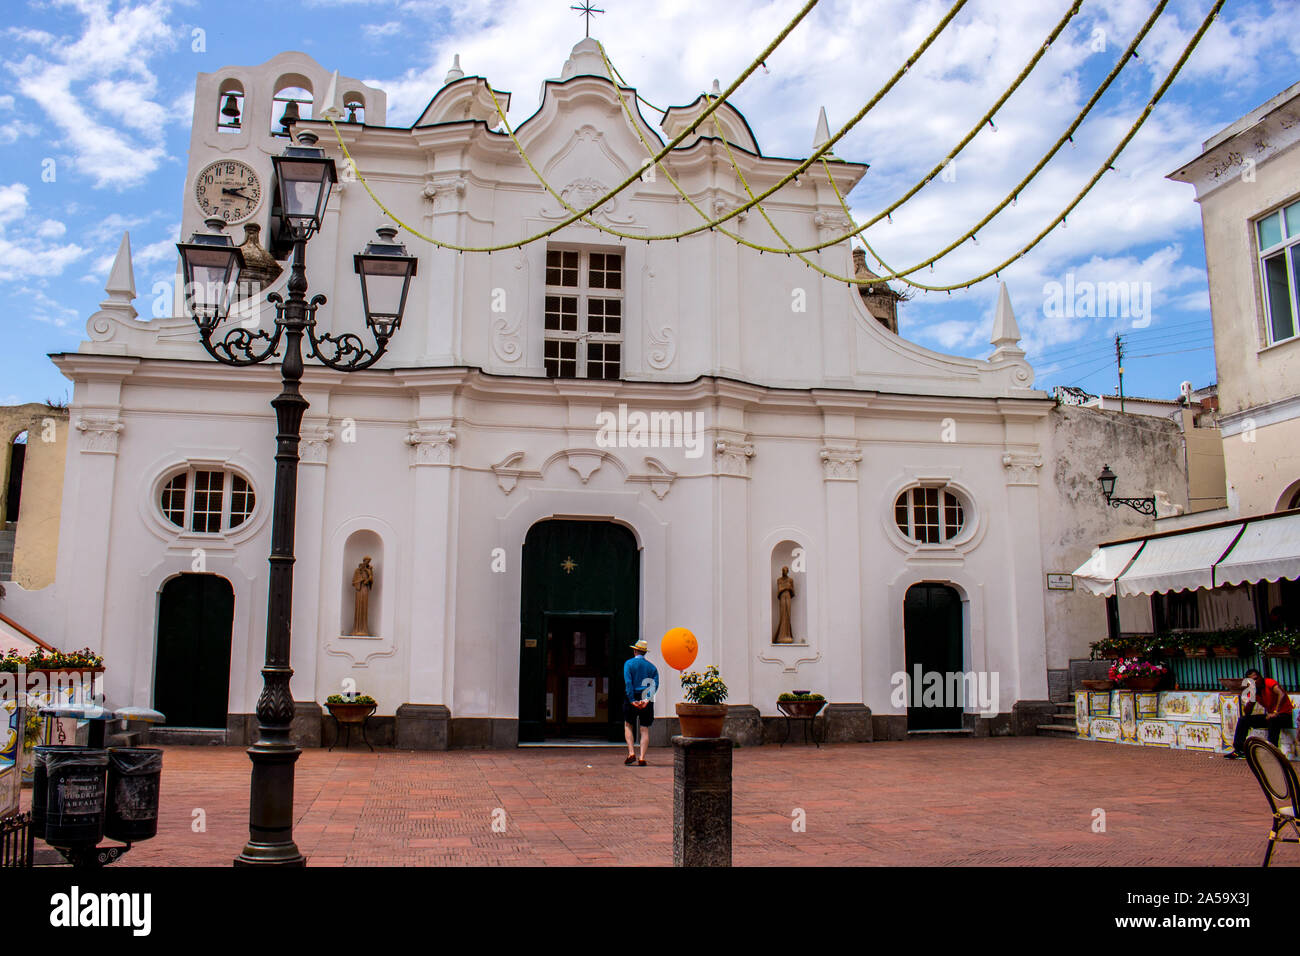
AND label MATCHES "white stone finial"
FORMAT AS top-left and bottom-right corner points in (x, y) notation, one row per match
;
(814, 106), (834, 156)
(445, 54), (464, 84)
(100, 231), (137, 318)
(989, 281), (1026, 365)
(710, 79), (721, 97)
(320, 70), (343, 121)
